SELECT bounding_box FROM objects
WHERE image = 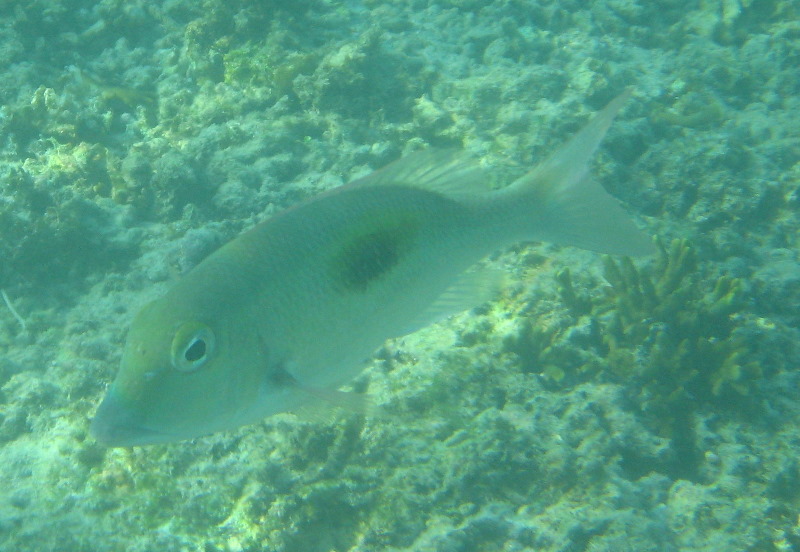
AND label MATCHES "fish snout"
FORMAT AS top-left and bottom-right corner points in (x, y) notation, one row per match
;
(90, 391), (163, 447)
